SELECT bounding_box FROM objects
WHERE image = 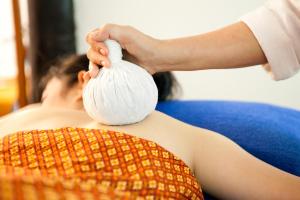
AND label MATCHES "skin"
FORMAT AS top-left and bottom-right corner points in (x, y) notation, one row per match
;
(0, 73), (299, 199)
(86, 22), (267, 77)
